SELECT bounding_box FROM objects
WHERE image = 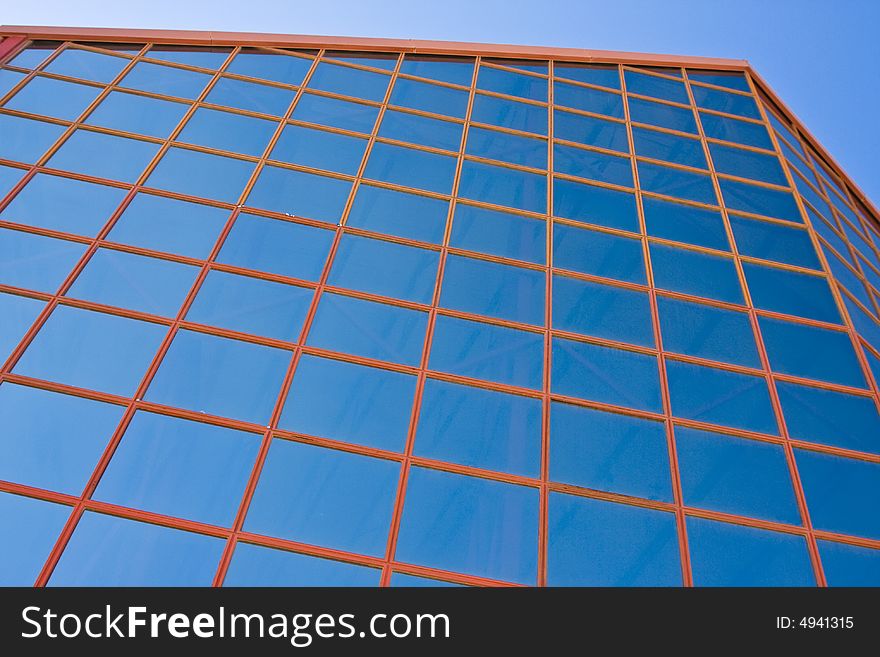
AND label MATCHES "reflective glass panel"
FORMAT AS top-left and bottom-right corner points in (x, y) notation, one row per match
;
(400, 55), (474, 86)
(650, 243), (743, 304)
(554, 144), (632, 187)
(272, 124), (367, 175)
(226, 49), (312, 86)
(49, 130), (161, 183)
(390, 77), (469, 119)
(246, 165), (352, 222)
(467, 126), (546, 168)
(624, 70), (689, 104)
(470, 93), (546, 134)
(178, 107), (277, 157)
(818, 540), (880, 587)
(700, 112), (773, 149)
(292, 93), (379, 133)
(0, 492), (70, 586)
(0, 114), (65, 164)
(709, 142), (787, 186)
(44, 47), (129, 83)
(553, 223), (646, 284)
(308, 62), (390, 102)
(719, 178), (801, 222)
(691, 85), (760, 119)
(477, 65), (546, 101)
(628, 96), (697, 133)
(632, 126), (707, 169)
(0, 228), (86, 293)
(380, 109), (462, 151)
(642, 196), (728, 250)
(638, 161), (717, 205)
(365, 142), (457, 194)
(553, 178), (638, 232)
(730, 214), (820, 269)
(347, 184), (448, 244)
(743, 263), (839, 323)
(450, 204), (545, 264)
(121, 61), (212, 99)
(553, 109), (628, 152)
(86, 90), (189, 139)
(225, 543), (380, 586)
(5, 76), (102, 121)
(554, 81), (623, 118)
(459, 160), (546, 214)
(0, 292), (45, 363)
